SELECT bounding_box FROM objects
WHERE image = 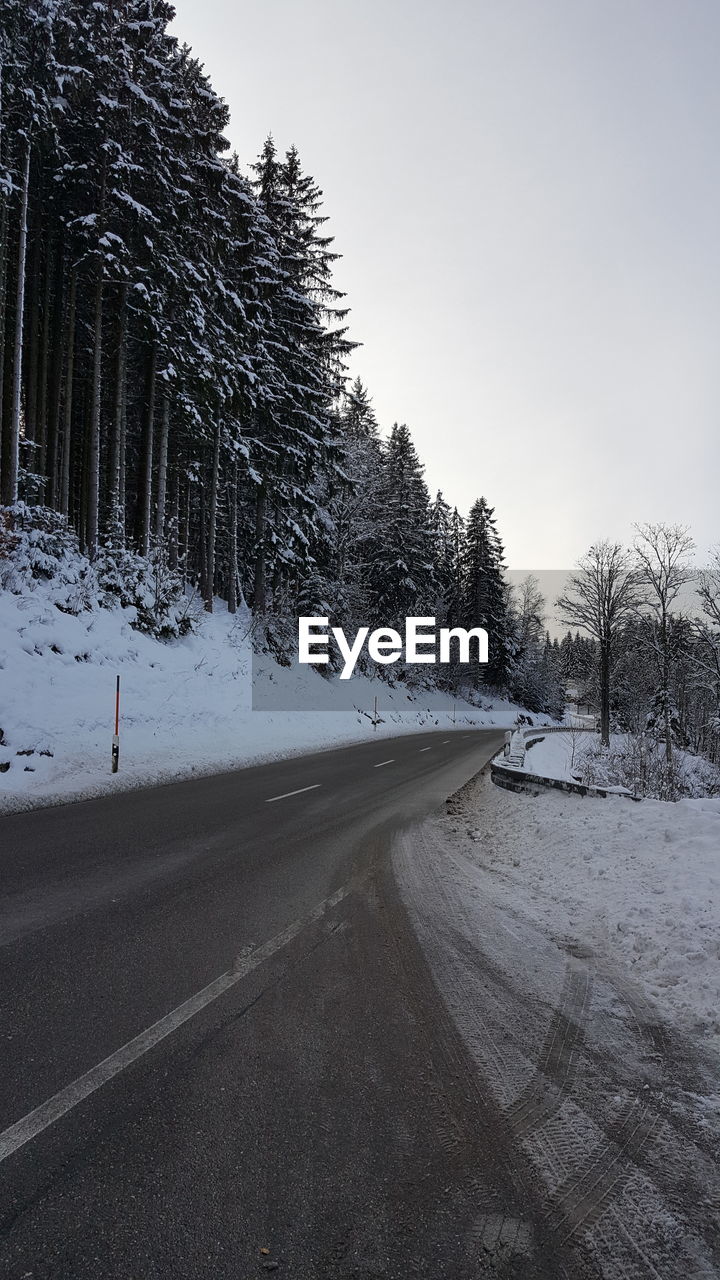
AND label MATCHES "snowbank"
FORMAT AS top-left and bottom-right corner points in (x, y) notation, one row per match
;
(524, 729), (720, 799)
(522, 728), (587, 781)
(441, 774), (720, 1043)
(0, 582), (523, 814)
